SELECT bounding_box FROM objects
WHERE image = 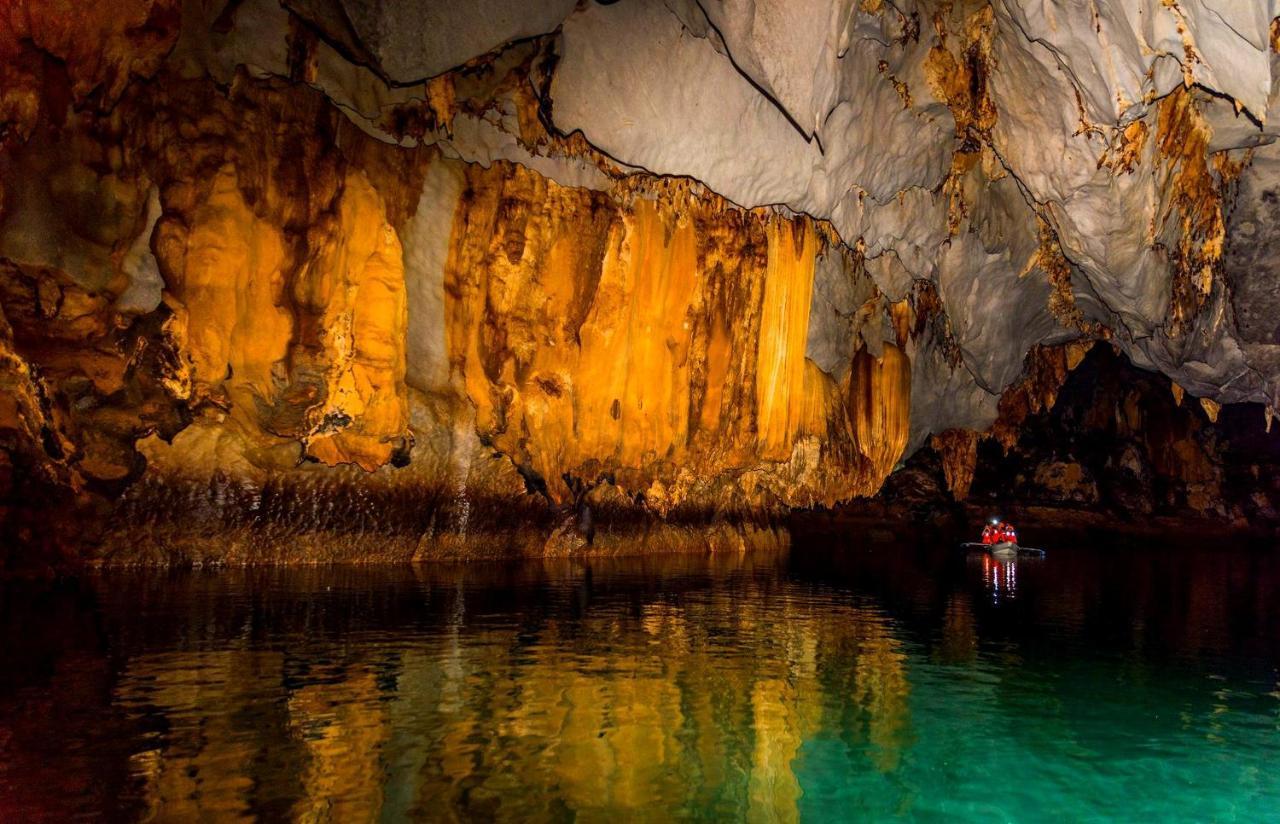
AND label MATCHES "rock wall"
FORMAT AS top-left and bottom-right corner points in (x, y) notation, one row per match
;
(0, 63), (922, 563)
(2, 1), (1279, 563)
(872, 344), (1280, 534)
